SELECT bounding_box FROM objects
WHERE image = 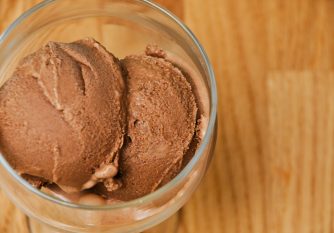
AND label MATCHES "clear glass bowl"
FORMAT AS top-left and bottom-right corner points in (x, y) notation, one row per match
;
(0, 0), (217, 232)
